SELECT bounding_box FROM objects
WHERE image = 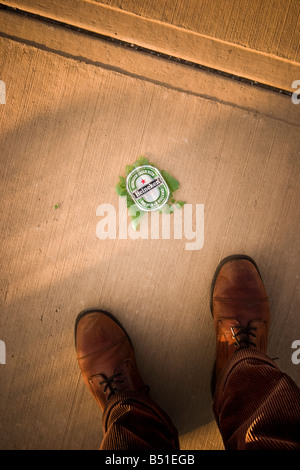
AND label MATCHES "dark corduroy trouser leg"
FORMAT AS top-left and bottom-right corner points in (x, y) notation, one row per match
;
(213, 349), (300, 449)
(100, 391), (179, 450)
(100, 350), (300, 450)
